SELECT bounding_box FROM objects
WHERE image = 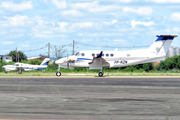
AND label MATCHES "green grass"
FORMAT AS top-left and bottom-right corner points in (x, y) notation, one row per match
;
(1, 71), (180, 77)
